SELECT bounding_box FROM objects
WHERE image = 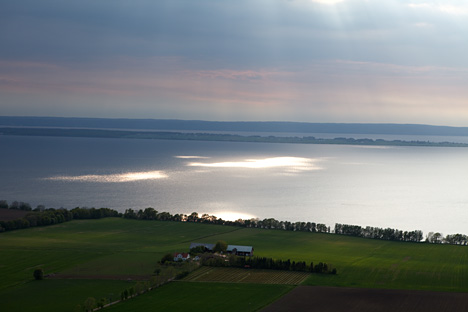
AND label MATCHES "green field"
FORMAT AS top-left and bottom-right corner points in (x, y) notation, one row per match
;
(1, 218), (468, 311)
(105, 282), (293, 312)
(0, 279), (131, 312)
